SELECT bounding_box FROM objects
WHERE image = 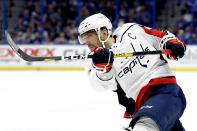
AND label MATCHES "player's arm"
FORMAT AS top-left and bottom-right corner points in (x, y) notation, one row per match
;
(140, 26), (186, 60)
(88, 47), (117, 91)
